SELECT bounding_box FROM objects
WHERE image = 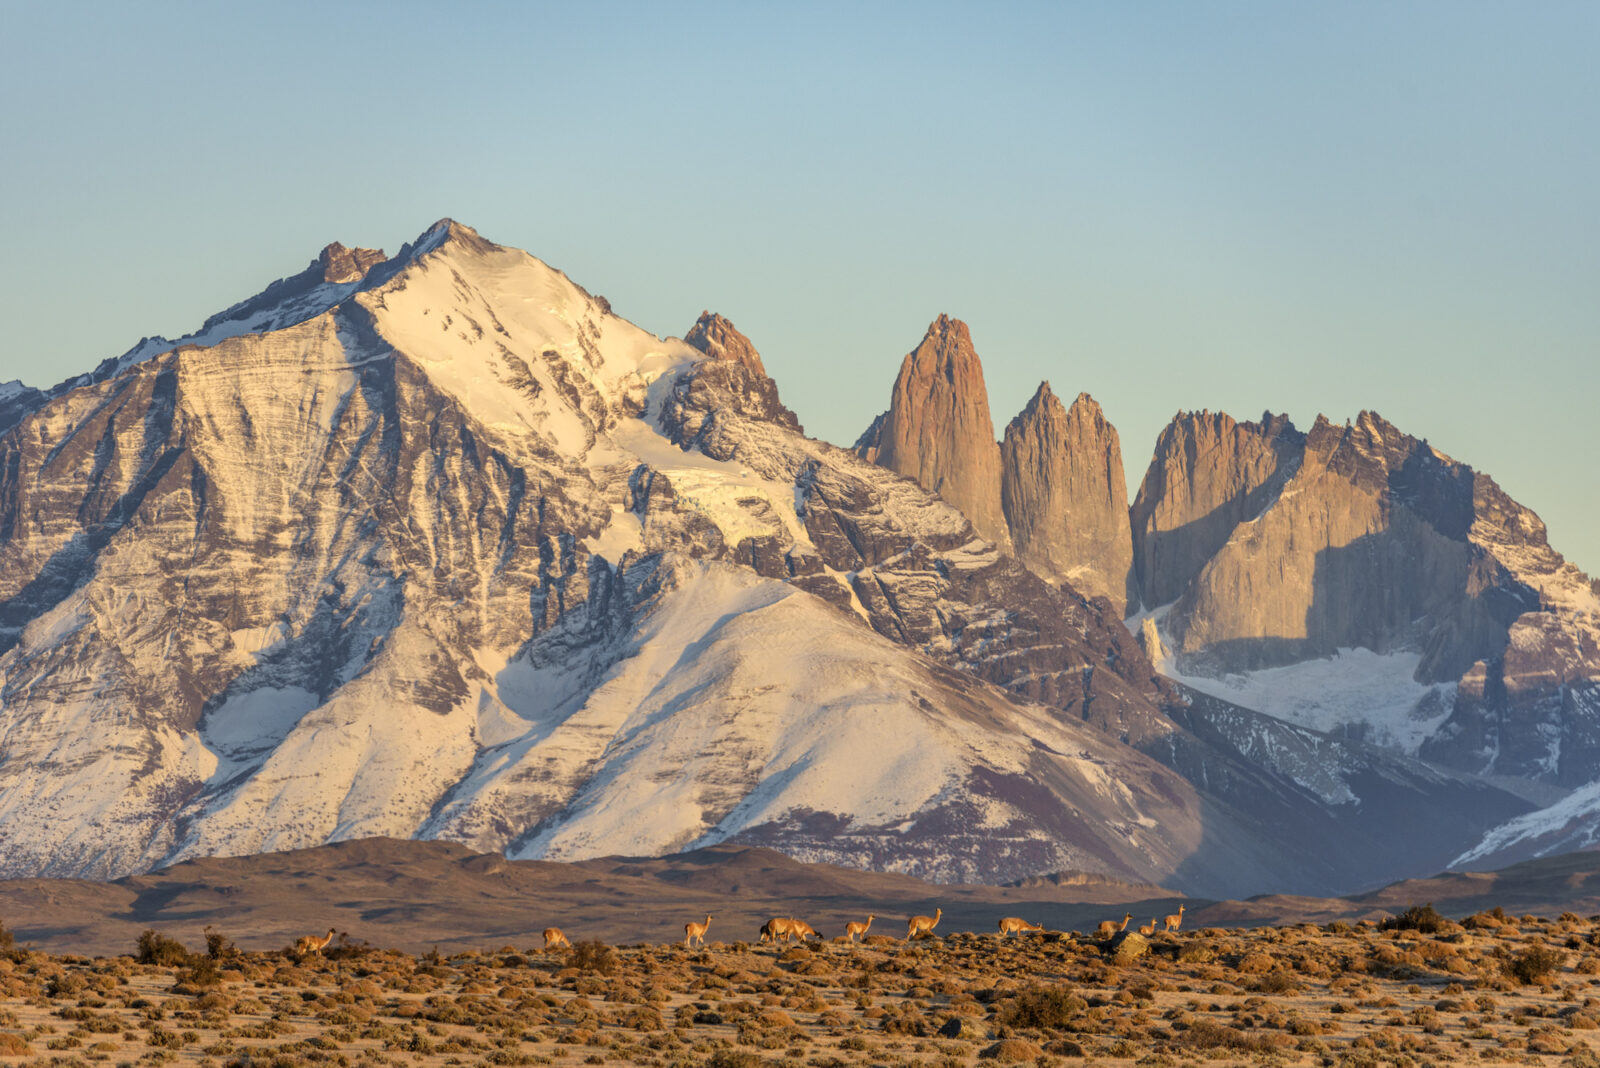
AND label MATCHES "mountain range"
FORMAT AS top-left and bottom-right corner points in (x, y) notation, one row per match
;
(0, 220), (1592, 897)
